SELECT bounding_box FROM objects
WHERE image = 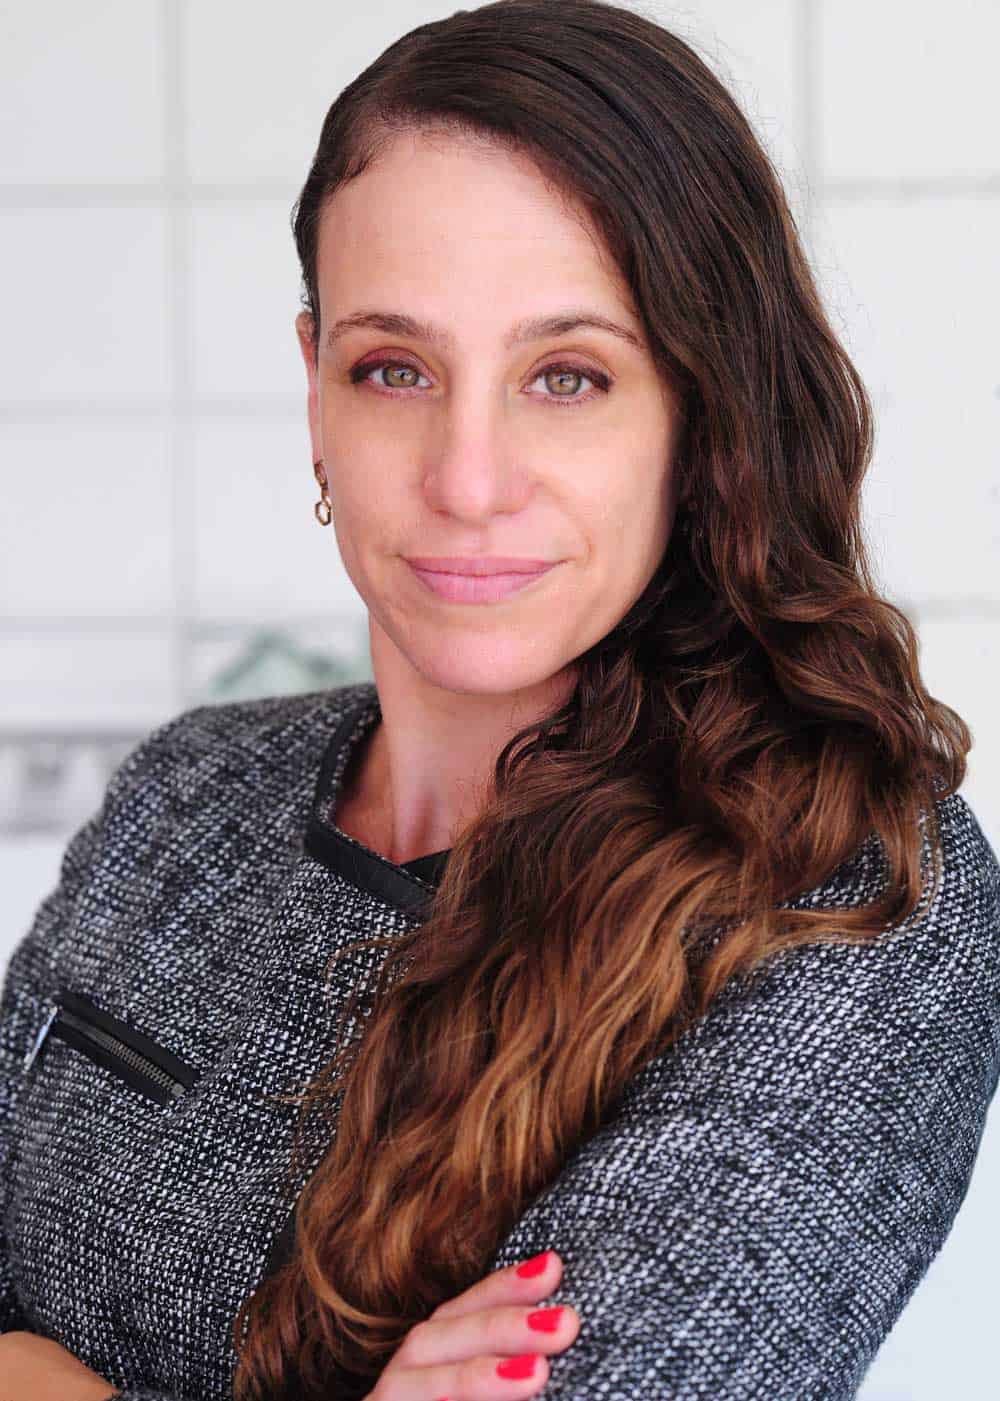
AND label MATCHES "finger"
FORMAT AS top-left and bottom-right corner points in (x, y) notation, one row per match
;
(396, 1299), (580, 1374)
(429, 1251), (563, 1323)
(381, 1347), (555, 1401)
